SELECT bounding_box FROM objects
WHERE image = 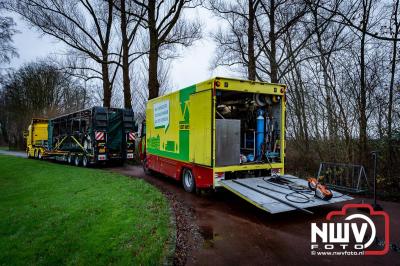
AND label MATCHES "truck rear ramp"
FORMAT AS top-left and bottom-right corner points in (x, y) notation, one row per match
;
(220, 175), (353, 214)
